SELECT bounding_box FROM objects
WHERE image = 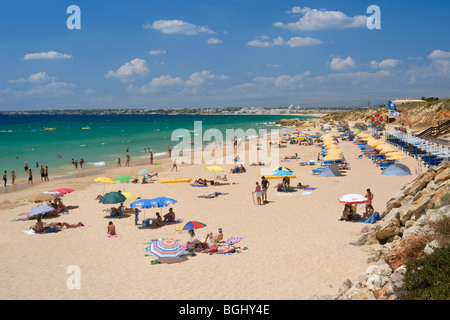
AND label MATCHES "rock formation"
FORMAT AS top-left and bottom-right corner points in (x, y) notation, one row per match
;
(310, 161), (449, 300)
